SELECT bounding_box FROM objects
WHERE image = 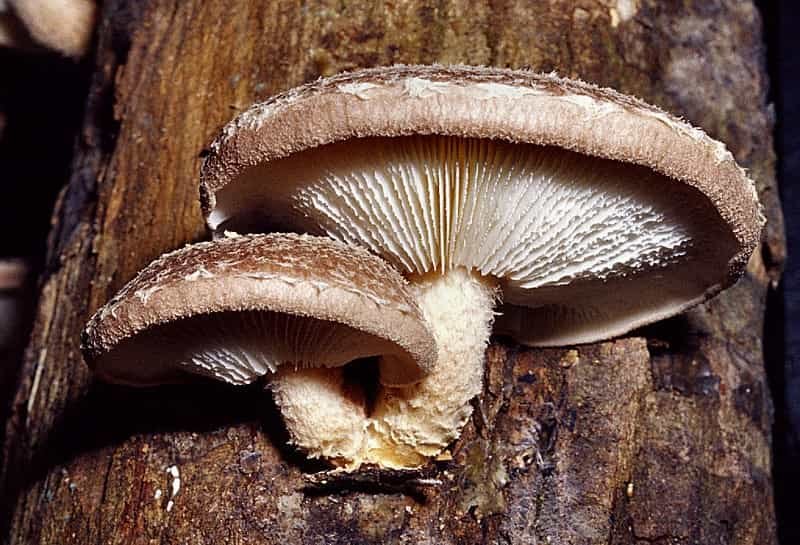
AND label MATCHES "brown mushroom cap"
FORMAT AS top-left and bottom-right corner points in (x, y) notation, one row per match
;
(199, 65), (764, 345)
(81, 233), (436, 387)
